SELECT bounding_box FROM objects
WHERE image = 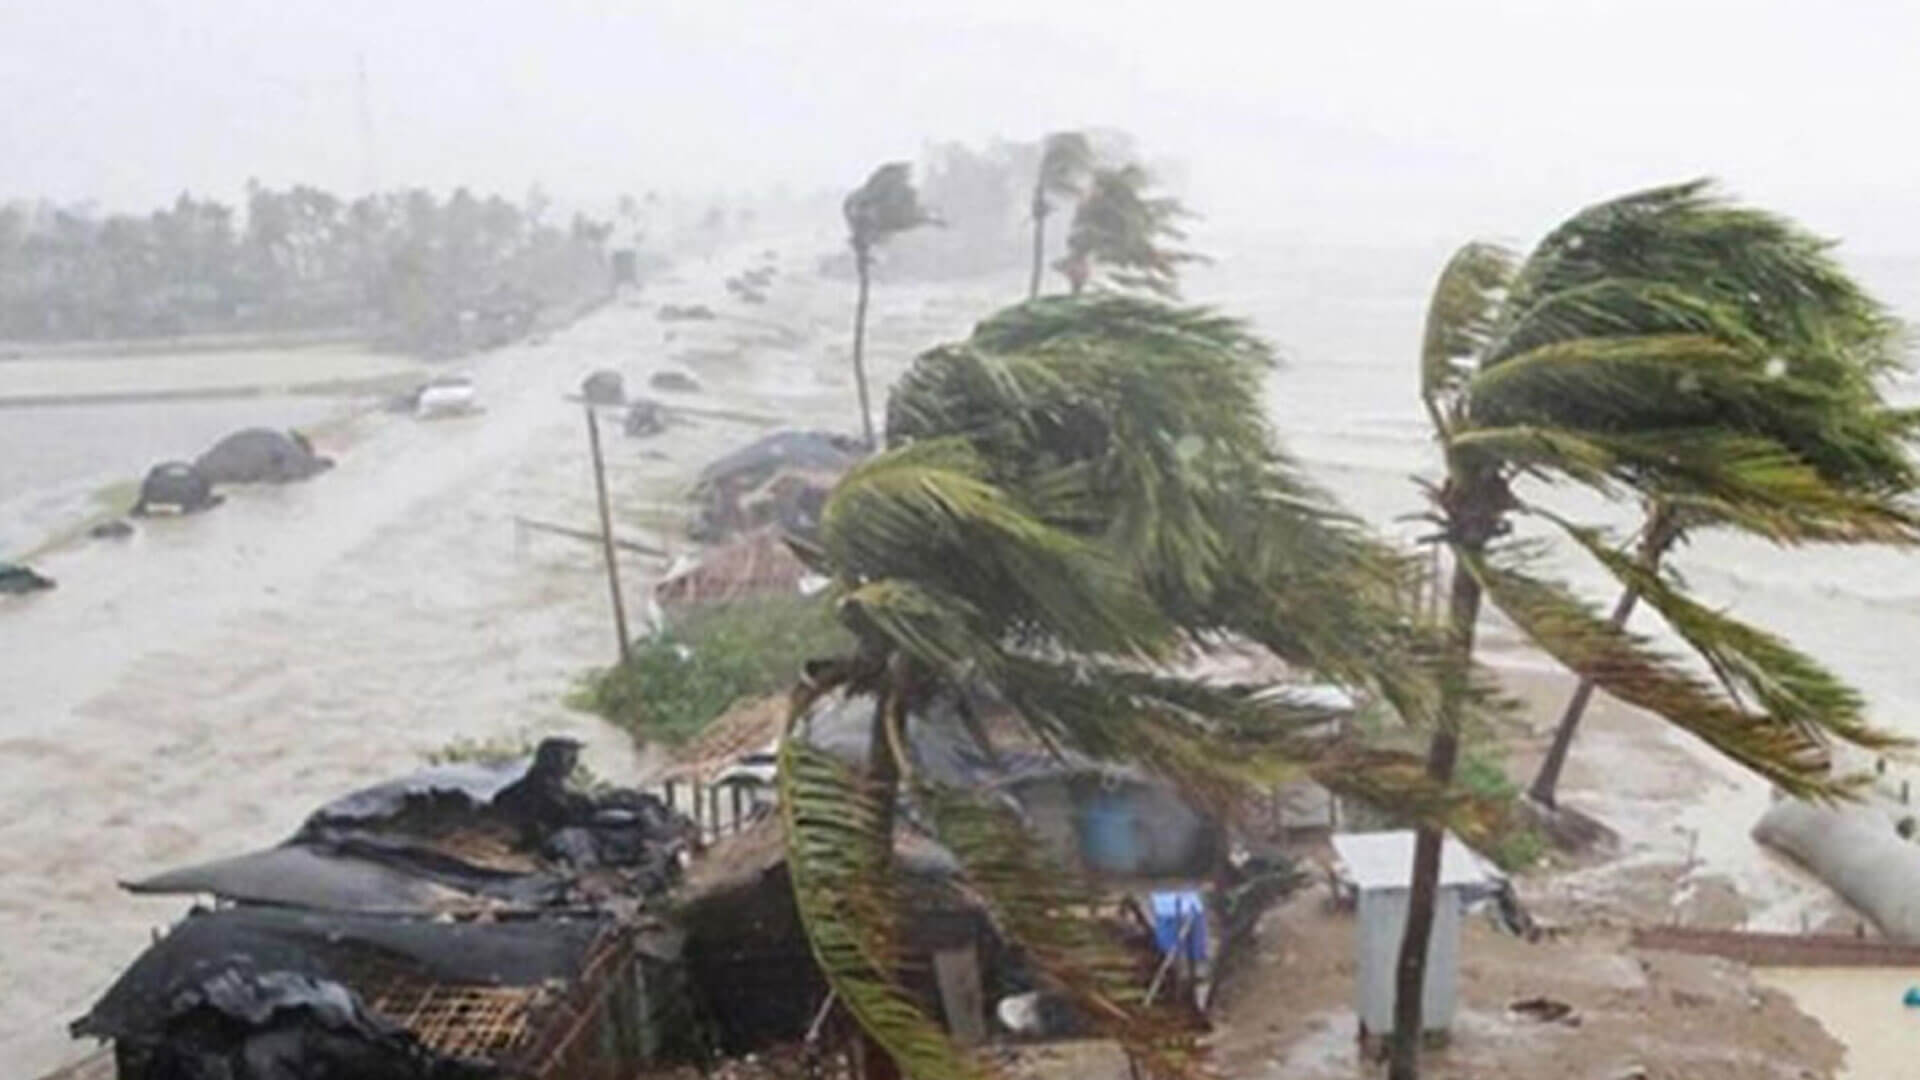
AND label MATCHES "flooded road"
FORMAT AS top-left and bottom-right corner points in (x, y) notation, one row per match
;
(0, 240), (989, 1076)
